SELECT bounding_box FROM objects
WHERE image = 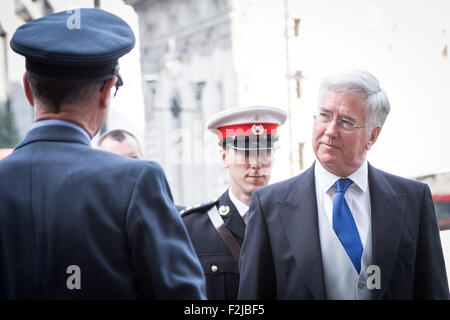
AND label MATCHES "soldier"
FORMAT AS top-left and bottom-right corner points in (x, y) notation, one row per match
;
(0, 8), (205, 299)
(182, 106), (286, 299)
